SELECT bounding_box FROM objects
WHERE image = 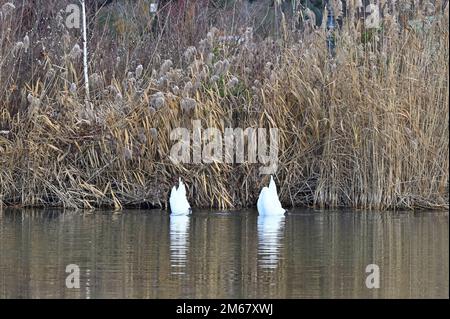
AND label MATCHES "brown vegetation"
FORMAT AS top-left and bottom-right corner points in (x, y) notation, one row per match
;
(0, 0), (448, 210)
